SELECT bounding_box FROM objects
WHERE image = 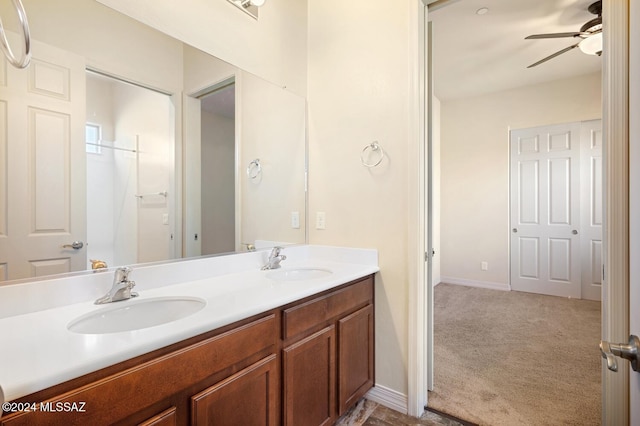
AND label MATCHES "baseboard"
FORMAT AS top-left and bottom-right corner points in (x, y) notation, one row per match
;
(439, 276), (510, 292)
(366, 384), (408, 414)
